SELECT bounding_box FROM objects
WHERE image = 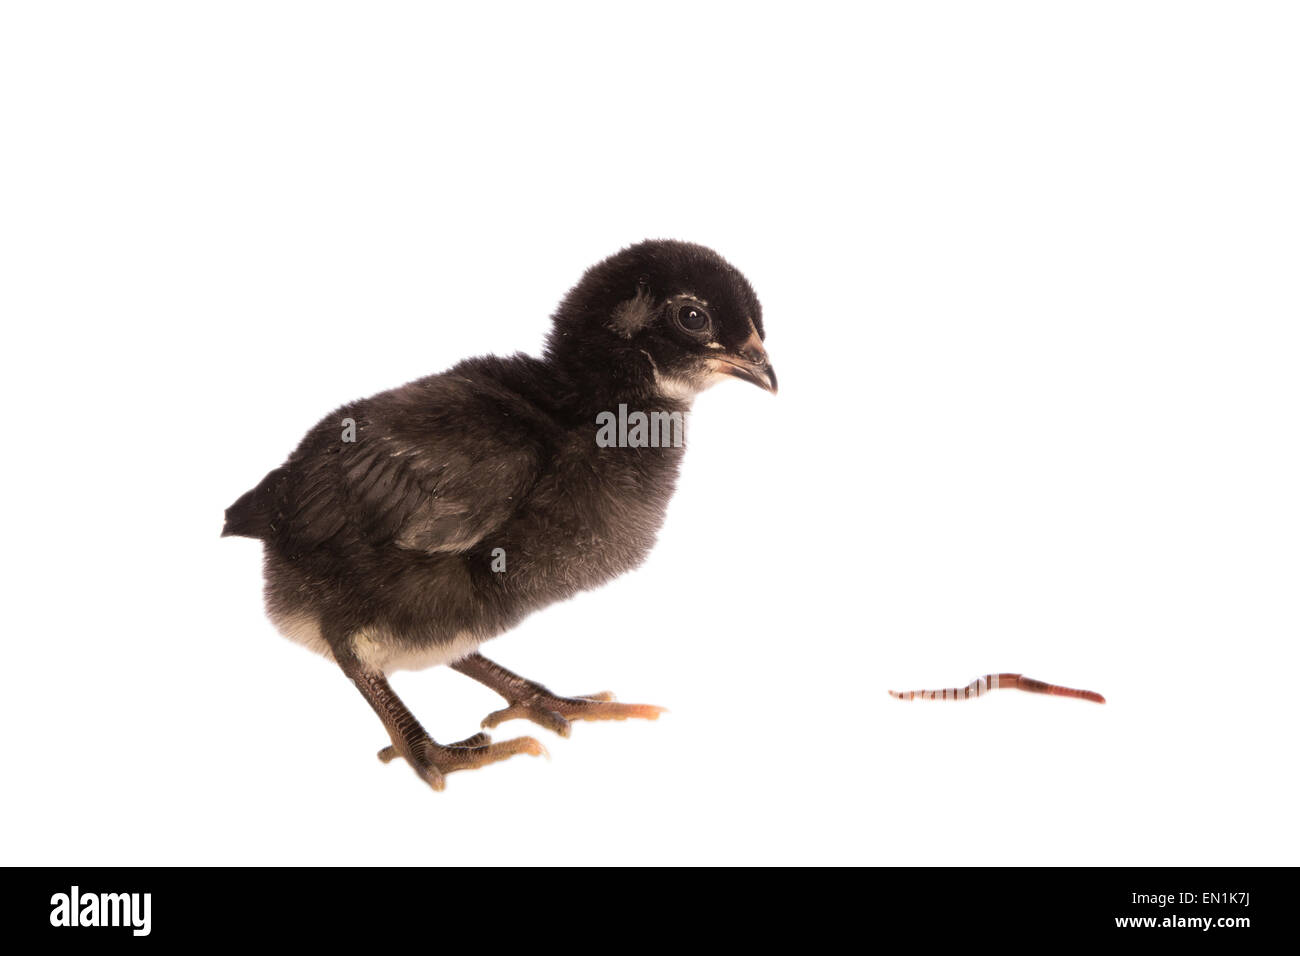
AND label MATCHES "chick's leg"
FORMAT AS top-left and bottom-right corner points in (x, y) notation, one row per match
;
(336, 653), (545, 792)
(452, 652), (666, 737)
